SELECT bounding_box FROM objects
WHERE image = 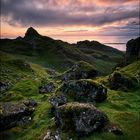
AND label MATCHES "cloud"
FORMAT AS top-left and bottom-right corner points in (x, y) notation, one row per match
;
(1, 0), (139, 38)
(1, 0), (139, 27)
